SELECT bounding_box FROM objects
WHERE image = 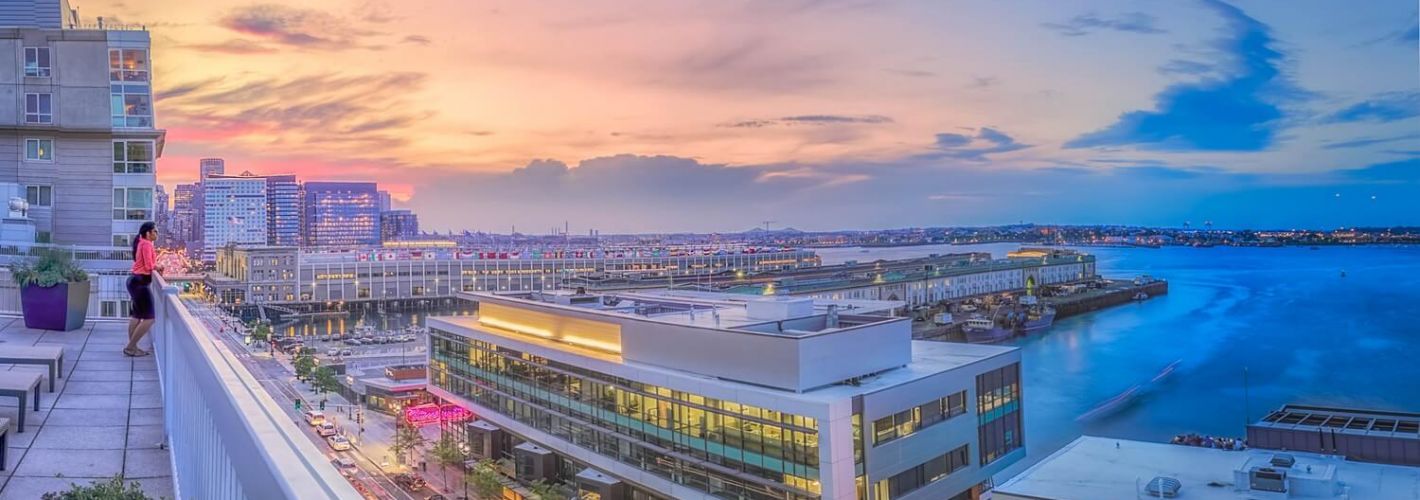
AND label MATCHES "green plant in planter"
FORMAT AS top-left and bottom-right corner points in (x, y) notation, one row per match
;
(10, 248), (89, 287)
(42, 475), (155, 499)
